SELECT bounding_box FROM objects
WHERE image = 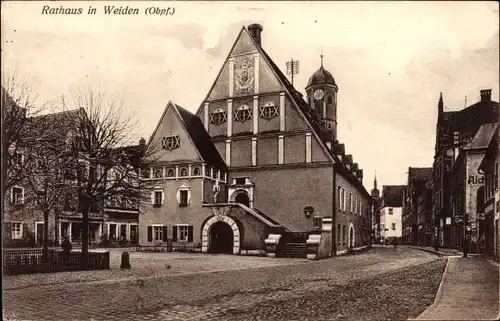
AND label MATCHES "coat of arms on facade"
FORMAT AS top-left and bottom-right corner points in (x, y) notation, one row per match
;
(234, 55), (255, 95)
(212, 205), (230, 220)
